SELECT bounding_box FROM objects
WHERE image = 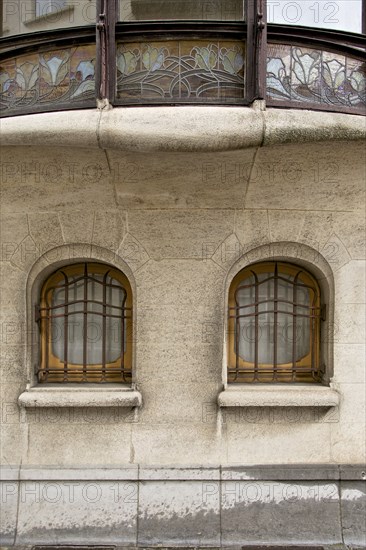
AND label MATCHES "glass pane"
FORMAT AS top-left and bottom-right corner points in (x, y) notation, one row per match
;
(295, 284), (311, 359)
(51, 272), (126, 366)
(266, 43), (366, 112)
(267, 0), (363, 33)
(236, 271), (310, 365)
(1, 0), (96, 38)
(0, 45), (96, 116)
(51, 284), (66, 361)
(116, 39), (245, 102)
(105, 275), (126, 364)
(52, 276), (84, 365)
(119, 0), (244, 21)
(87, 276), (104, 366)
